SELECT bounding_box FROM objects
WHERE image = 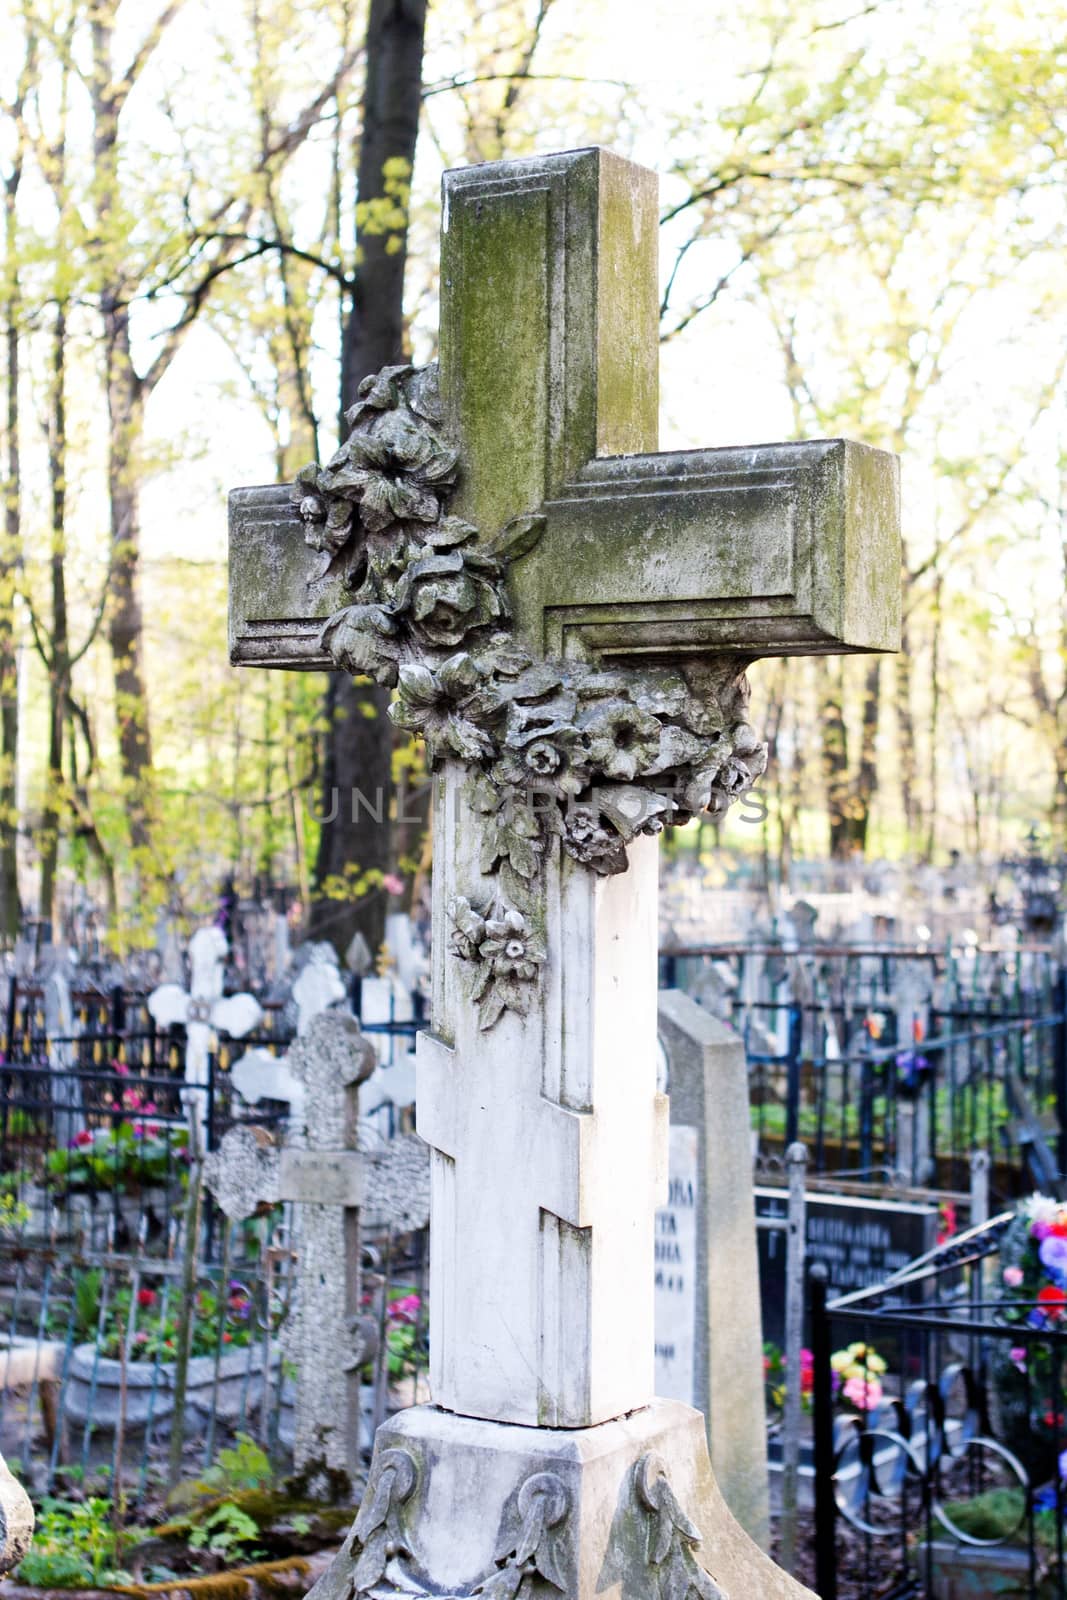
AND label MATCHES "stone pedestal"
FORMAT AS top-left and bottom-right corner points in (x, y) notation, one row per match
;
(307, 1400), (813, 1599)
